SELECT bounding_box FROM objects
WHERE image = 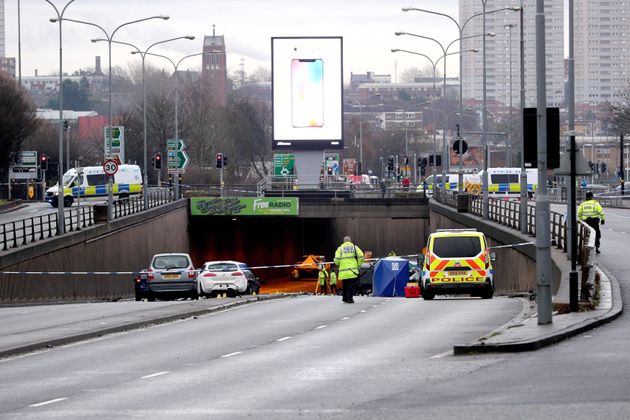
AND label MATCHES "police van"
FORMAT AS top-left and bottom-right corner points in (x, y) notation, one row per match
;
(477, 167), (538, 198)
(421, 173), (482, 196)
(45, 164), (143, 207)
(418, 228), (495, 300)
